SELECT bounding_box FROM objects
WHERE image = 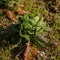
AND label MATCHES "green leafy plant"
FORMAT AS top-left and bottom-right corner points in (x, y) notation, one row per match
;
(18, 14), (47, 47)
